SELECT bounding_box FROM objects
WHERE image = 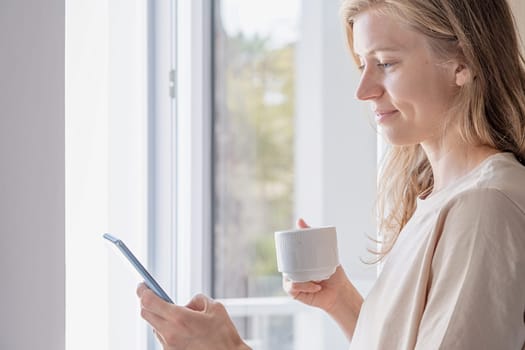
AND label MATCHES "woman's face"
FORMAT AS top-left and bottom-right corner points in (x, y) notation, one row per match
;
(352, 10), (460, 146)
